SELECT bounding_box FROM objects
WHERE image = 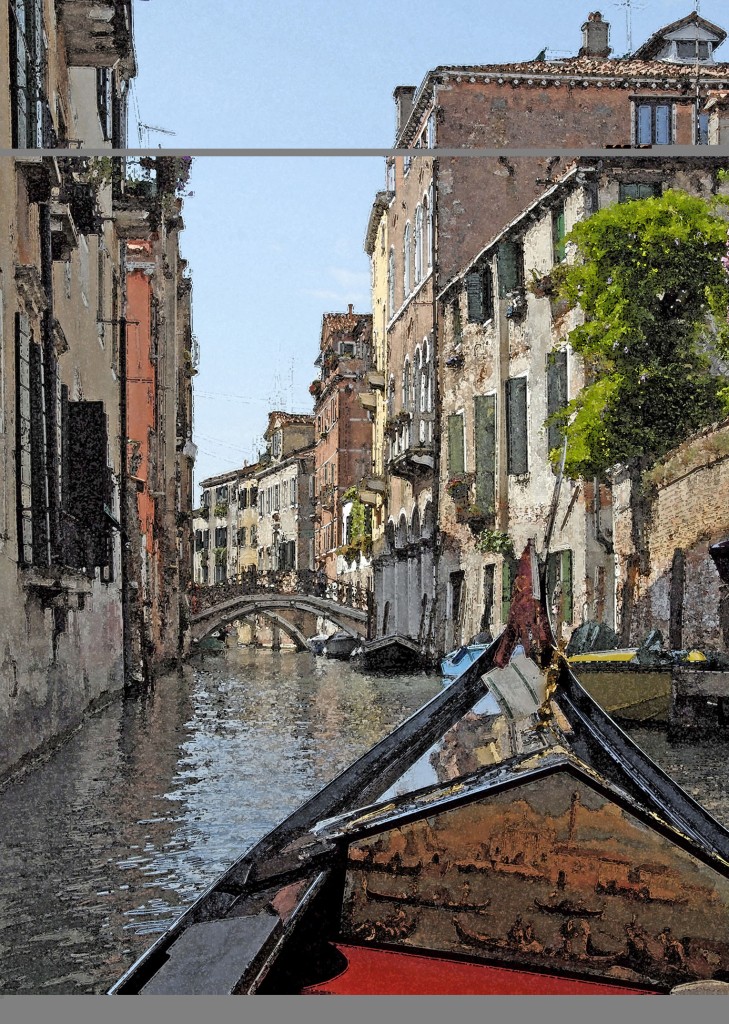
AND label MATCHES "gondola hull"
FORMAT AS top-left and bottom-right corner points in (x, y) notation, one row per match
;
(110, 544), (729, 996)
